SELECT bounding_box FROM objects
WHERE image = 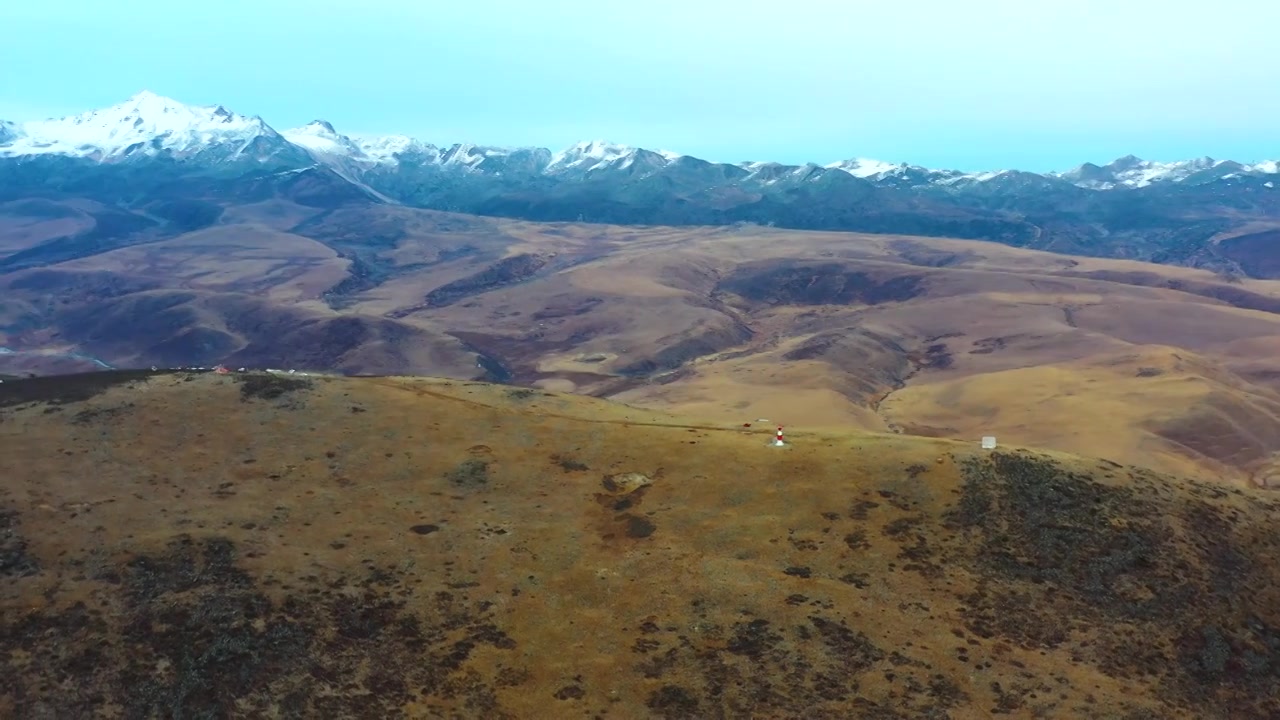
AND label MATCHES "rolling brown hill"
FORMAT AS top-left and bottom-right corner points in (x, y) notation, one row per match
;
(7, 197), (1280, 484)
(3, 370), (1280, 718)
